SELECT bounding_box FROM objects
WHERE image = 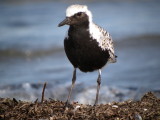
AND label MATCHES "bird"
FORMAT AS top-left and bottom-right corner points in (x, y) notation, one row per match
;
(58, 4), (117, 106)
